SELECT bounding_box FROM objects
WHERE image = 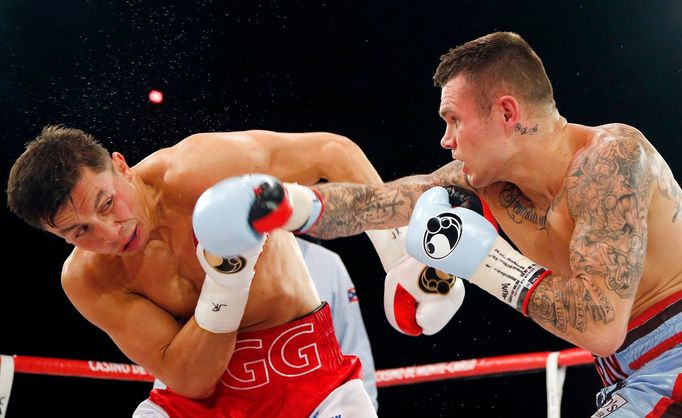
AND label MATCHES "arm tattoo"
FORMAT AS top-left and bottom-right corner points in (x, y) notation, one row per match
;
(308, 160), (467, 239)
(529, 125), (655, 335)
(310, 181), (424, 239)
(528, 273), (615, 333)
(565, 127), (649, 299)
